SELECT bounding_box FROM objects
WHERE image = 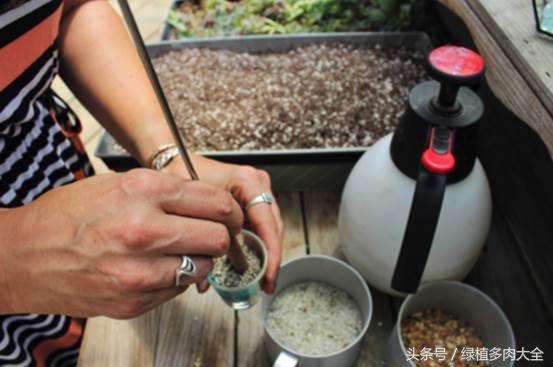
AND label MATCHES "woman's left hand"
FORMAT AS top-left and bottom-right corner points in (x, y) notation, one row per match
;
(164, 154), (283, 294)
